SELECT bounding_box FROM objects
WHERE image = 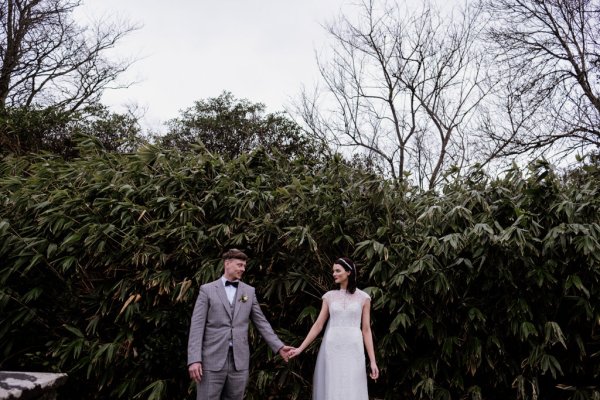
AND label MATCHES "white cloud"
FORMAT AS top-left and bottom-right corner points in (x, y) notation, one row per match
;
(76, 0), (354, 130)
